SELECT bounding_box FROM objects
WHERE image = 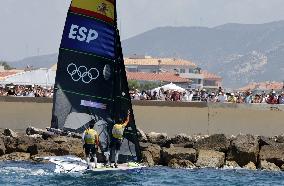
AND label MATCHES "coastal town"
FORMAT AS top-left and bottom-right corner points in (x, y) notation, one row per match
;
(1, 0), (284, 185)
(0, 56), (283, 104)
